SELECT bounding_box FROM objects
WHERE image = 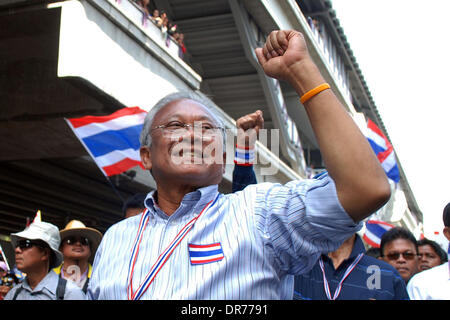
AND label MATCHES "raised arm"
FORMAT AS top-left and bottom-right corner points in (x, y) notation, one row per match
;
(232, 110), (263, 192)
(255, 30), (391, 222)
